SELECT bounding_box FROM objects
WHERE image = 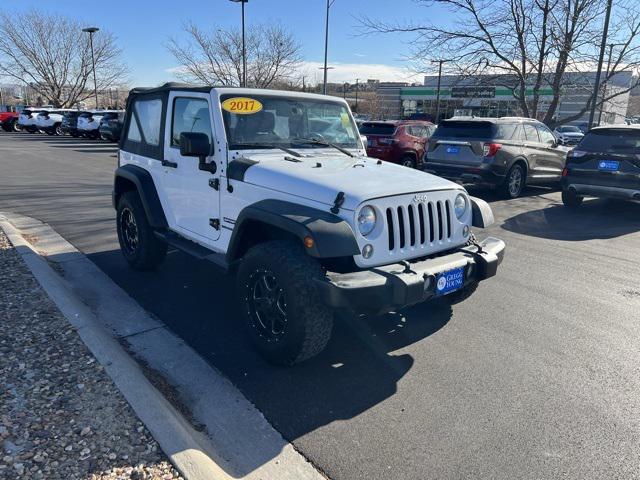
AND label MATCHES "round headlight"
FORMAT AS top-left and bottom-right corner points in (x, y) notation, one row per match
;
(357, 206), (377, 236)
(454, 194), (467, 220)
